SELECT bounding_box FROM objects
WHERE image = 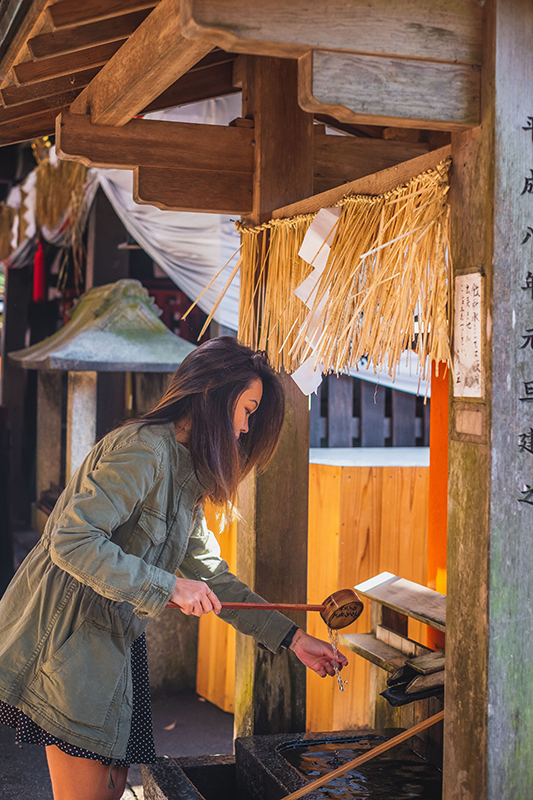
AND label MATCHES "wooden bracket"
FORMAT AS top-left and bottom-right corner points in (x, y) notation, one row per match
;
(56, 111), (254, 172)
(133, 166), (253, 214)
(298, 50), (481, 132)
